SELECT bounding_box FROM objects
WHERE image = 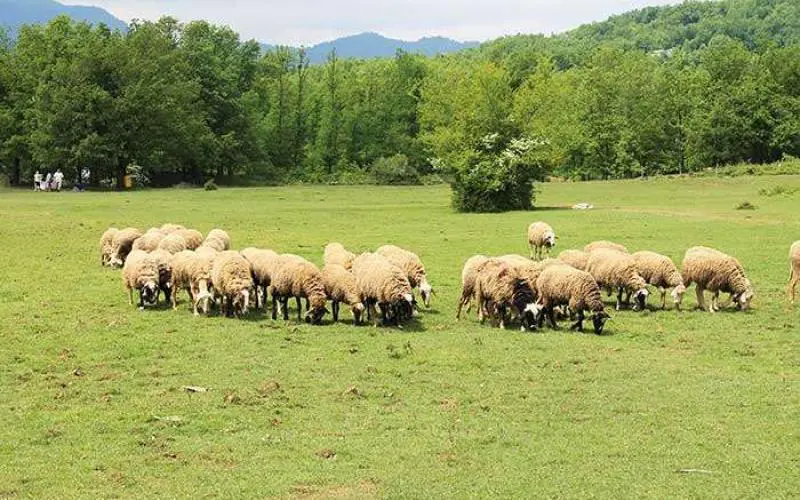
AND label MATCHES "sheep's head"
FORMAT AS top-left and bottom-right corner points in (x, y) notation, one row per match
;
(633, 288), (649, 311)
(420, 281), (433, 308)
(394, 293), (416, 323)
(141, 281), (158, 306)
(232, 289), (250, 316)
(351, 302), (365, 325)
(671, 284), (687, 309)
(109, 256), (124, 268)
(735, 281), (754, 310)
(520, 303), (542, 331)
(592, 311), (611, 335)
(305, 305), (328, 325)
(544, 231), (557, 248)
